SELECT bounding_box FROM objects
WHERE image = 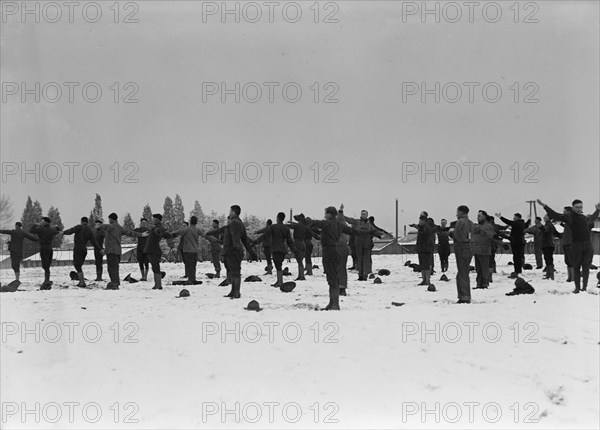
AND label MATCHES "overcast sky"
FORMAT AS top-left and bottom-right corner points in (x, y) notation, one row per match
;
(1, 1), (598, 231)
